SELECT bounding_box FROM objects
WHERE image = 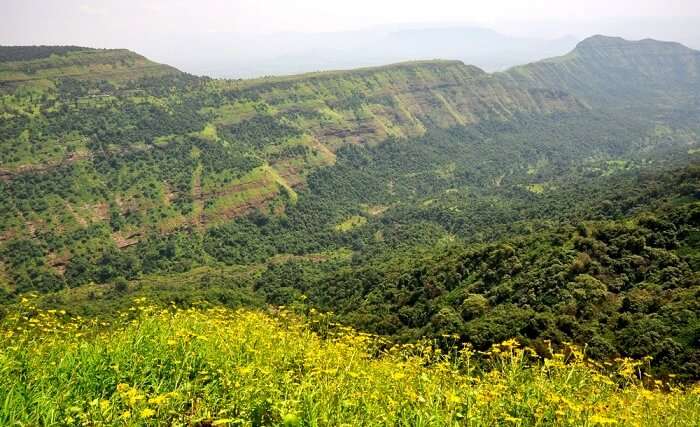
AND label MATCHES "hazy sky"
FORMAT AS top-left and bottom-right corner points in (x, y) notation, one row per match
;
(2, 0), (699, 45)
(2, 1), (700, 78)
